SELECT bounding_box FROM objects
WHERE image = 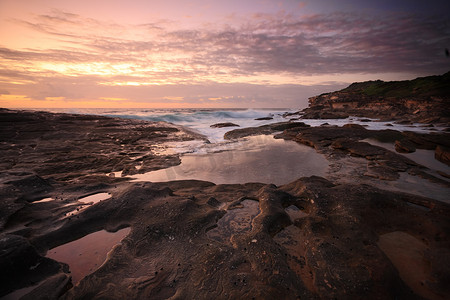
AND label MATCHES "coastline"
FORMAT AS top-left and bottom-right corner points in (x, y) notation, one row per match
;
(1, 107), (449, 299)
